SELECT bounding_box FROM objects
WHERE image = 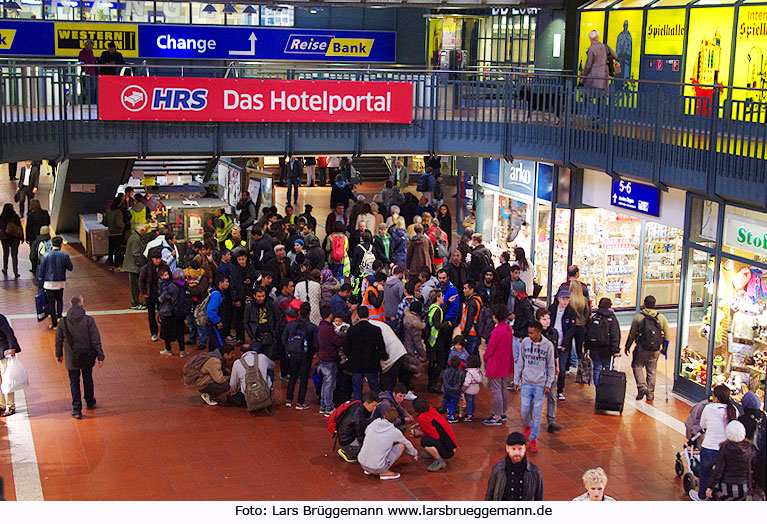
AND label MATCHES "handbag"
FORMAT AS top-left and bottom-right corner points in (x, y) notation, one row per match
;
(13, 190), (21, 203)
(61, 318), (98, 369)
(1, 357), (29, 395)
(5, 220), (24, 240)
(575, 352), (594, 385)
(35, 290), (49, 322)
